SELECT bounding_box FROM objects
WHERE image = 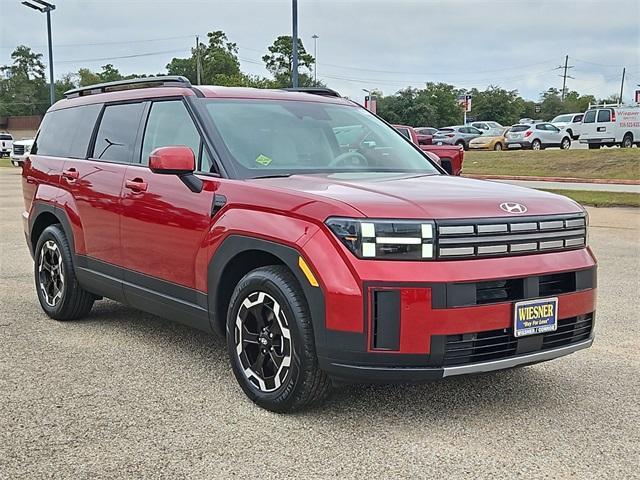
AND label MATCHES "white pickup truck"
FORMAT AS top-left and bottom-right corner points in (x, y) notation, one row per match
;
(11, 138), (34, 166)
(1, 132), (13, 157)
(579, 103), (640, 149)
